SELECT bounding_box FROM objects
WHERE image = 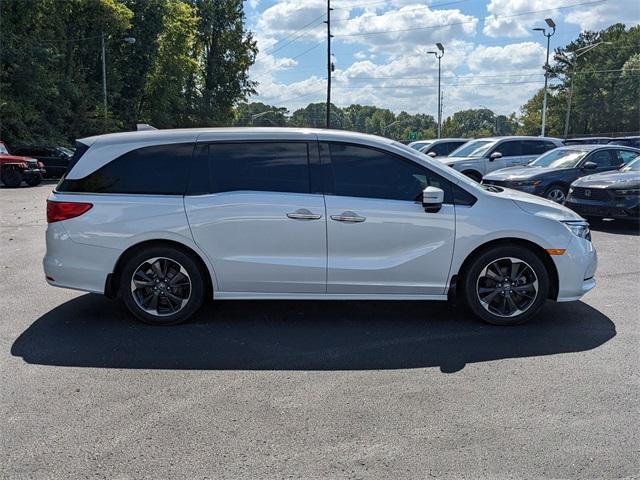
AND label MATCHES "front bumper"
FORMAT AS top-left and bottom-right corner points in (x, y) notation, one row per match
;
(552, 236), (597, 302)
(24, 167), (45, 177)
(565, 197), (640, 220)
